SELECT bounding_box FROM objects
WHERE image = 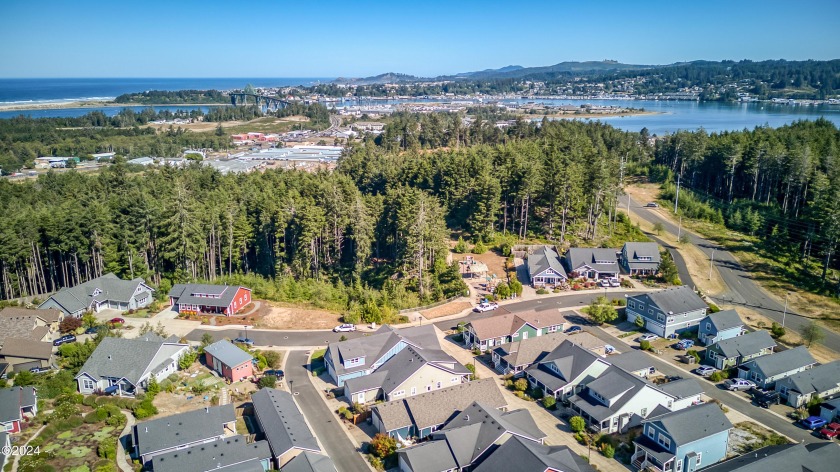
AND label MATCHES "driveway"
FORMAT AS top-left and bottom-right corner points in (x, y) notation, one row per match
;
(286, 350), (370, 472)
(620, 194), (839, 353)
